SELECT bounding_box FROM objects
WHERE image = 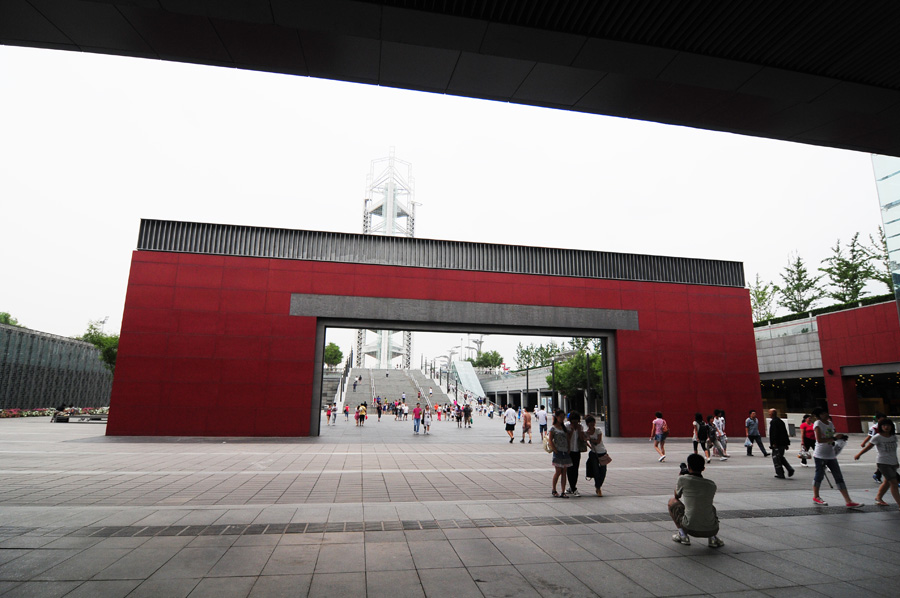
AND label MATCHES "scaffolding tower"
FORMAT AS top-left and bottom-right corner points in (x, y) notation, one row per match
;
(355, 148), (417, 369)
